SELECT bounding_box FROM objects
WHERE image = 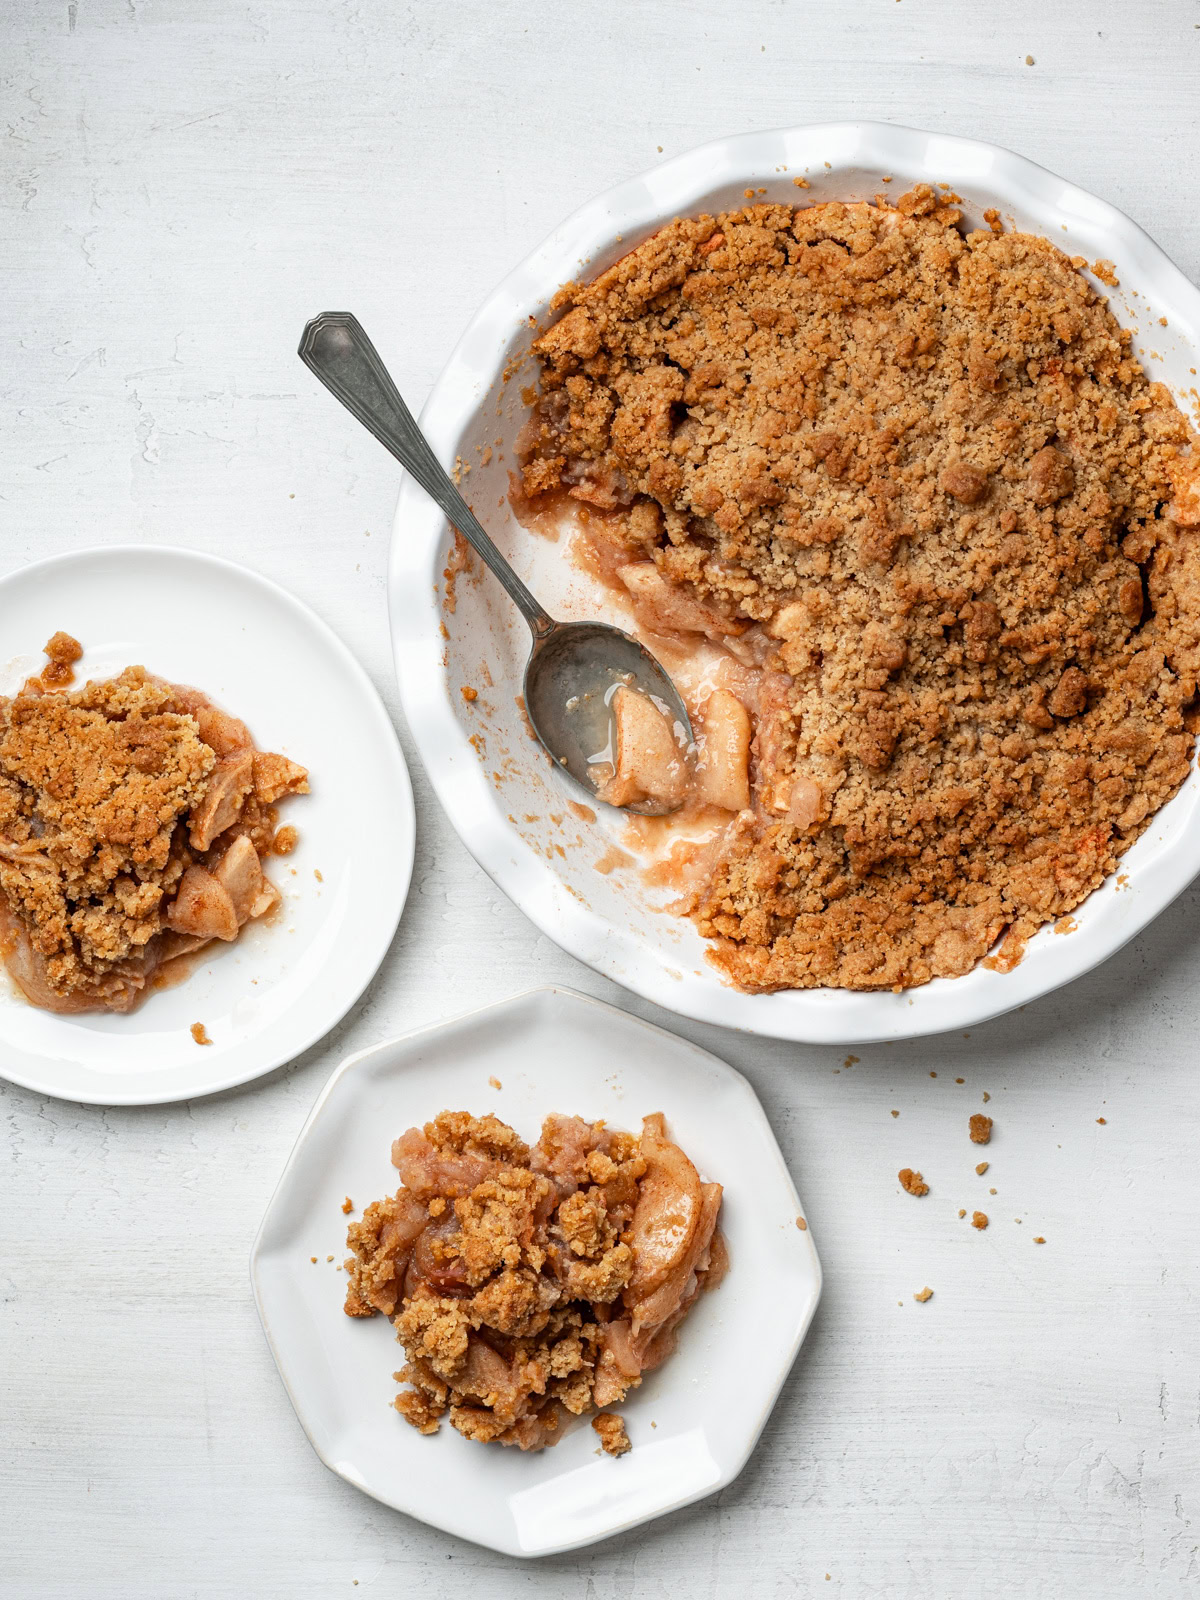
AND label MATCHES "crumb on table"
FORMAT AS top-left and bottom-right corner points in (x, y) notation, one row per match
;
(969, 1114), (993, 1145)
(972, 1211), (989, 1230)
(1034, 1236), (1046, 1244)
(488, 1076), (502, 1090)
(898, 1167), (929, 1197)
(592, 1413), (631, 1457)
(795, 1215), (808, 1230)
(341, 1196), (353, 1214)
(190, 1022), (212, 1046)
(913, 1286), (933, 1303)
(975, 1161), (989, 1175)
(1097, 1117), (1107, 1125)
